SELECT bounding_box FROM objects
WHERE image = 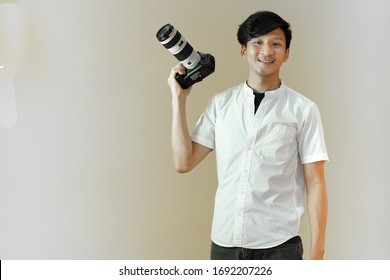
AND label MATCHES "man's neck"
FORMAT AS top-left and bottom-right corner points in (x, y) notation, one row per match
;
(247, 76), (281, 93)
